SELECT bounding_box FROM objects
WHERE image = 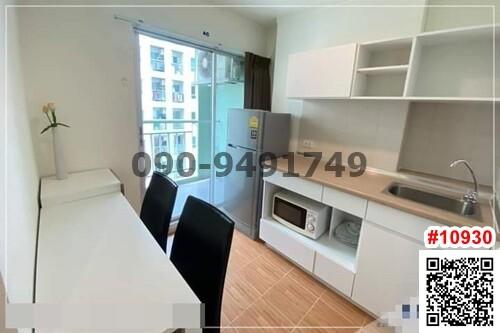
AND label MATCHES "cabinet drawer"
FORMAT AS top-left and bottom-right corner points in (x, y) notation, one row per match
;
(313, 252), (355, 297)
(260, 218), (315, 272)
(322, 186), (367, 218)
(265, 171), (323, 201)
(366, 201), (443, 243)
